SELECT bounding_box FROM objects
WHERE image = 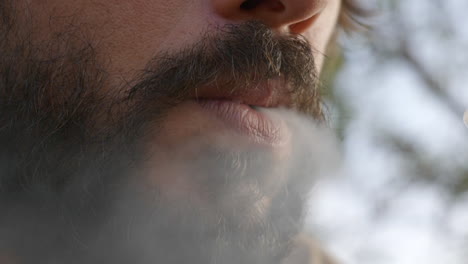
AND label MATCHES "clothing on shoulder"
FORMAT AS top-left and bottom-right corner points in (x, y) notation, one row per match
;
(283, 234), (339, 264)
